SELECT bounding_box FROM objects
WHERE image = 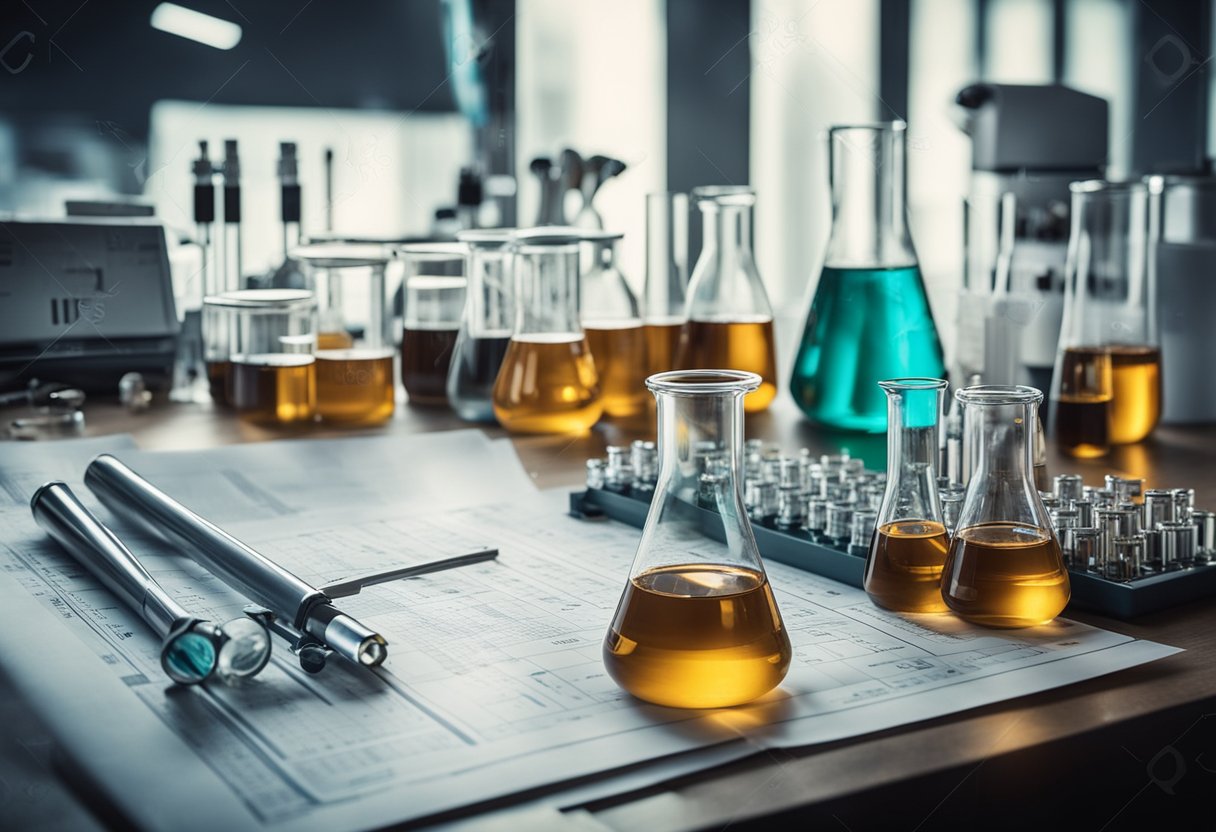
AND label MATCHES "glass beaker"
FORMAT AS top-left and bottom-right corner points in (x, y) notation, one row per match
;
(399, 244), (466, 407)
(293, 243), (396, 425)
(942, 385), (1070, 628)
(676, 187), (778, 413)
(447, 229), (515, 422)
(492, 228), (602, 433)
(603, 370), (791, 708)
(643, 192), (689, 375)
(789, 122), (945, 433)
(863, 378), (950, 613)
(225, 289), (317, 425)
(581, 230), (648, 419)
(1050, 180), (1160, 457)
(203, 293), (239, 406)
